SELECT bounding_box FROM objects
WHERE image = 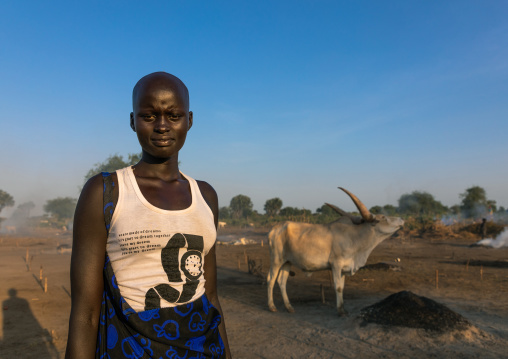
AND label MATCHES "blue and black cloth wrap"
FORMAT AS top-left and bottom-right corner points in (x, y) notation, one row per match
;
(96, 172), (225, 359)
